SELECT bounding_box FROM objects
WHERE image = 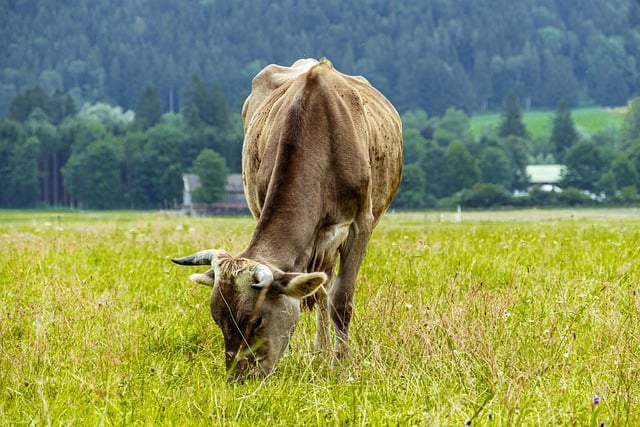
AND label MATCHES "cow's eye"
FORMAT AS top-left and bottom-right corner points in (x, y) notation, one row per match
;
(250, 316), (263, 332)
